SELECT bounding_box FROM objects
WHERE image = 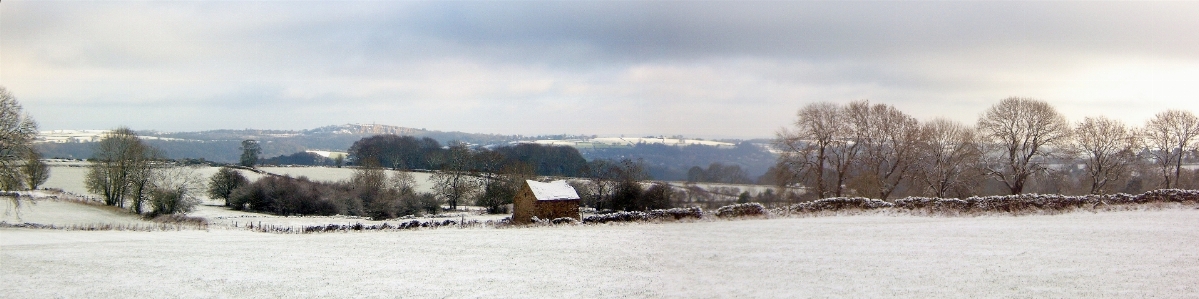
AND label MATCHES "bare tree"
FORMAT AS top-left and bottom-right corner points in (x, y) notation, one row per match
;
(351, 160), (391, 219)
(476, 162), (534, 214)
(1072, 116), (1139, 194)
(827, 101), (868, 198)
(148, 165), (204, 216)
(976, 97), (1071, 195)
(775, 102), (844, 198)
(86, 127), (161, 213)
(1142, 110), (1199, 189)
(21, 151), (50, 190)
(428, 142), (478, 211)
(0, 87), (39, 192)
(389, 169), (417, 194)
(208, 167), (249, 206)
(0, 87), (40, 219)
(584, 159), (618, 208)
(916, 119), (983, 198)
(852, 102), (924, 199)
